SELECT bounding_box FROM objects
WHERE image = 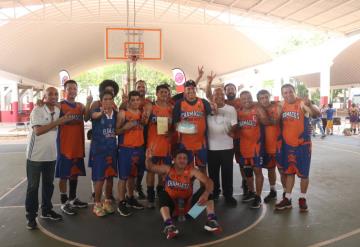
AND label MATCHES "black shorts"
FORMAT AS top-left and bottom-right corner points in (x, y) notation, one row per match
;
(159, 187), (212, 215)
